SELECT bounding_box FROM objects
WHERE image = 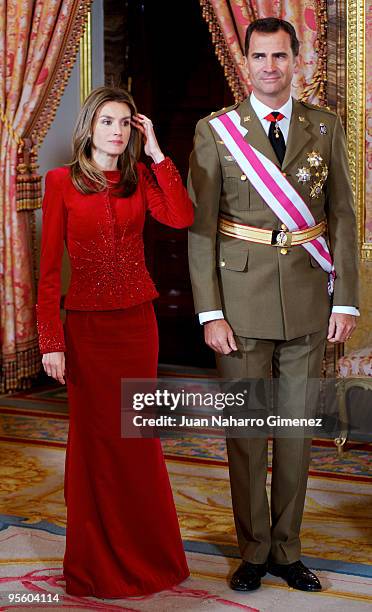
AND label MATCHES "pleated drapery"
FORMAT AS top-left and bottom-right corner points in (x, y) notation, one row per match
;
(0, 0), (93, 391)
